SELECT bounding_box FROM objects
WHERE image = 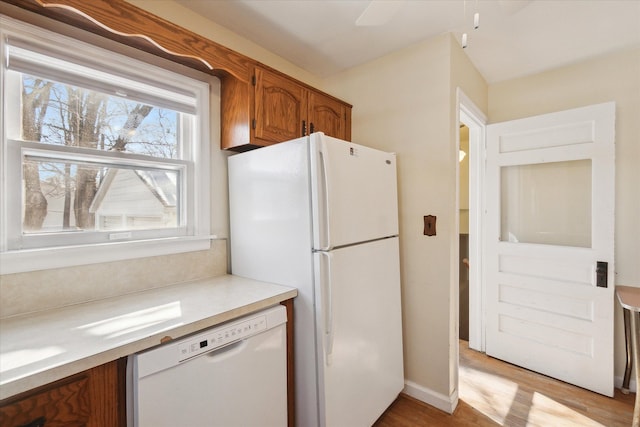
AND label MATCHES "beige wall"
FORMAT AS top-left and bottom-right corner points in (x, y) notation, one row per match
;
(489, 46), (640, 383)
(323, 33), (488, 407)
(447, 37), (489, 396)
